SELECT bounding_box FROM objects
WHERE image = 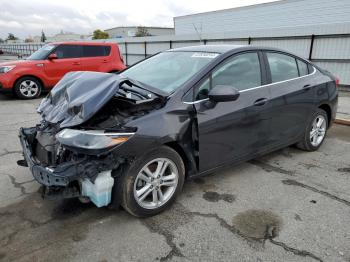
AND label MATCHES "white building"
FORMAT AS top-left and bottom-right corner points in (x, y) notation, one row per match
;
(174, 0), (350, 36)
(104, 26), (174, 38)
(33, 32), (91, 43)
(109, 0), (350, 85)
